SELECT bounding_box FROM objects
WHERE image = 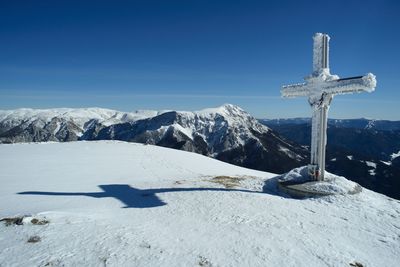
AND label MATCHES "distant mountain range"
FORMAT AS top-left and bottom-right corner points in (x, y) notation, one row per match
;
(0, 107), (160, 142)
(2, 105), (399, 199)
(261, 117), (400, 131)
(0, 104), (308, 174)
